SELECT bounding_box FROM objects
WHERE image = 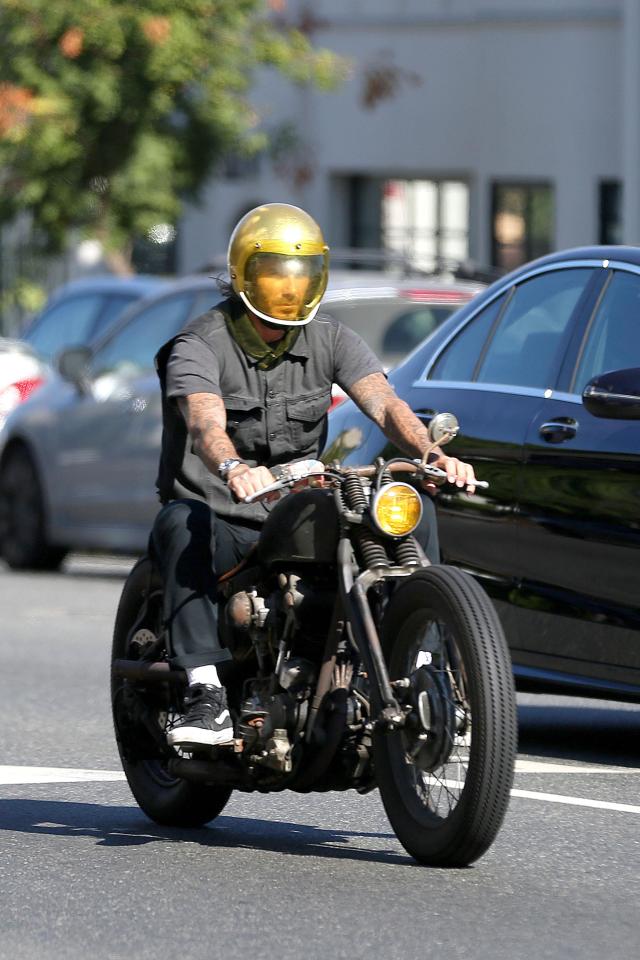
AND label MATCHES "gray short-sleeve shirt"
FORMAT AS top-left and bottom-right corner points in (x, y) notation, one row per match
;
(155, 297), (383, 522)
